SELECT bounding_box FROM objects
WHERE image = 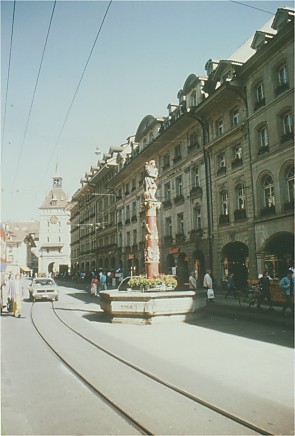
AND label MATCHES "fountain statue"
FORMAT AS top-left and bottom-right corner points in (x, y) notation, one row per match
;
(143, 160), (161, 278)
